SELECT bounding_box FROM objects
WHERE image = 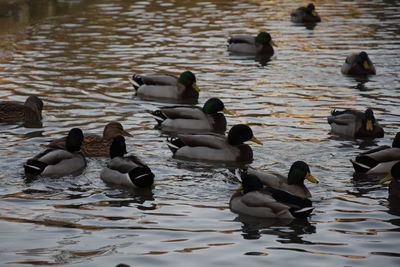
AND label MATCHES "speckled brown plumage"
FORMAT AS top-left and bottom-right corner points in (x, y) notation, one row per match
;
(48, 122), (132, 157)
(0, 95), (43, 126)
